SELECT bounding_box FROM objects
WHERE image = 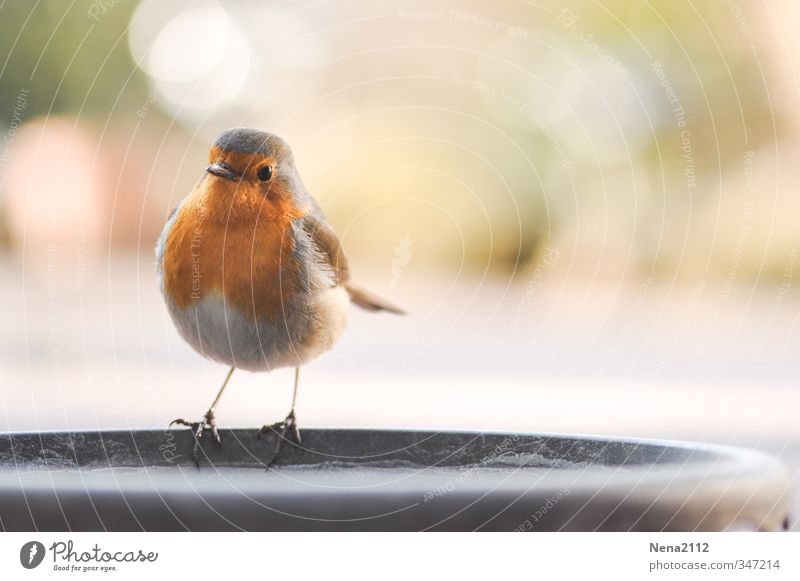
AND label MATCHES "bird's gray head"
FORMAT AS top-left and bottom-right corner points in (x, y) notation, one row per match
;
(205, 128), (306, 205)
(213, 128), (293, 161)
